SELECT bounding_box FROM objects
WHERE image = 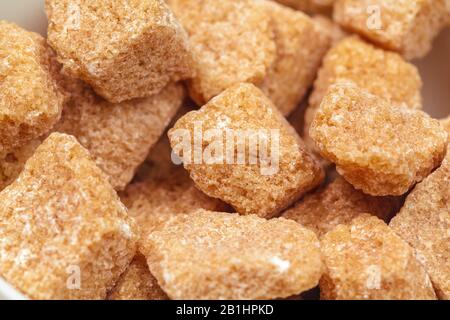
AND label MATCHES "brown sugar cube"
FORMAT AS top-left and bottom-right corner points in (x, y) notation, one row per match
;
(0, 138), (43, 191)
(390, 151), (450, 299)
(108, 253), (168, 300)
(54, 76), (185, 191)
(167, 0), (276, 105)
(310, 83), (447, 196)
(0, 133), (136, 300)
(0, 21), (64, 154)
(168, 83), (324, 218)
(275, 0), (335, 14)
(334, 0), (449, 60)
(320, 215), (437, 300)
(46, 0), (194, 103)
(282, 176), (403, 237)
(304, 37), (422, 153)
(258, 1), (331, 115)
(140, 210), (324, 300)
(121, 135), (229, 236)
